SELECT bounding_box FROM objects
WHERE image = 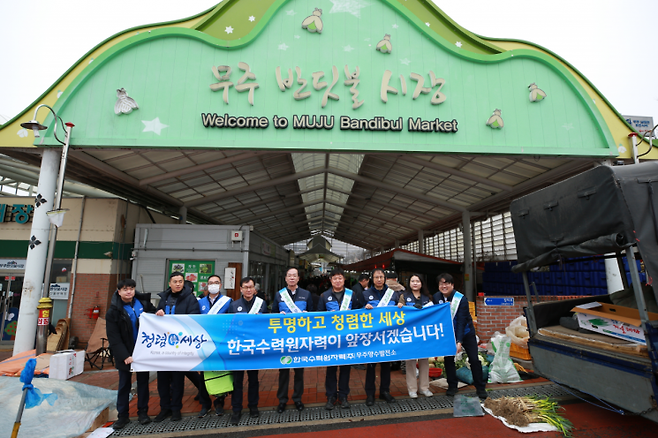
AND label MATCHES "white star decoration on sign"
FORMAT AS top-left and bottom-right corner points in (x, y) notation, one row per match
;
(279, 43), (289, 51)
(329, 0), (370, 18)
(249, 16), (255, 22)
(562, 123), (574, 131)
(142, 117), (169, 135)
(286, 10), (296, 16)
(392, 24), (399, 29)
(343, 44), (355, 52)
(425, 22), (430, 27)
(294, 35), (300, 39)
(455, 41), (462, 48)
(400, 58), (411, 65)
(225, 26), (234, 34)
